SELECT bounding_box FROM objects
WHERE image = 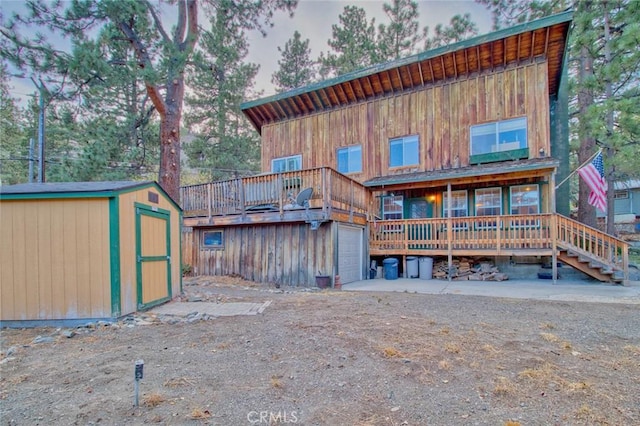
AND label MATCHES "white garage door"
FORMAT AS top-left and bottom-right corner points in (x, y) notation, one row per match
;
(338, 225), (363, 284)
